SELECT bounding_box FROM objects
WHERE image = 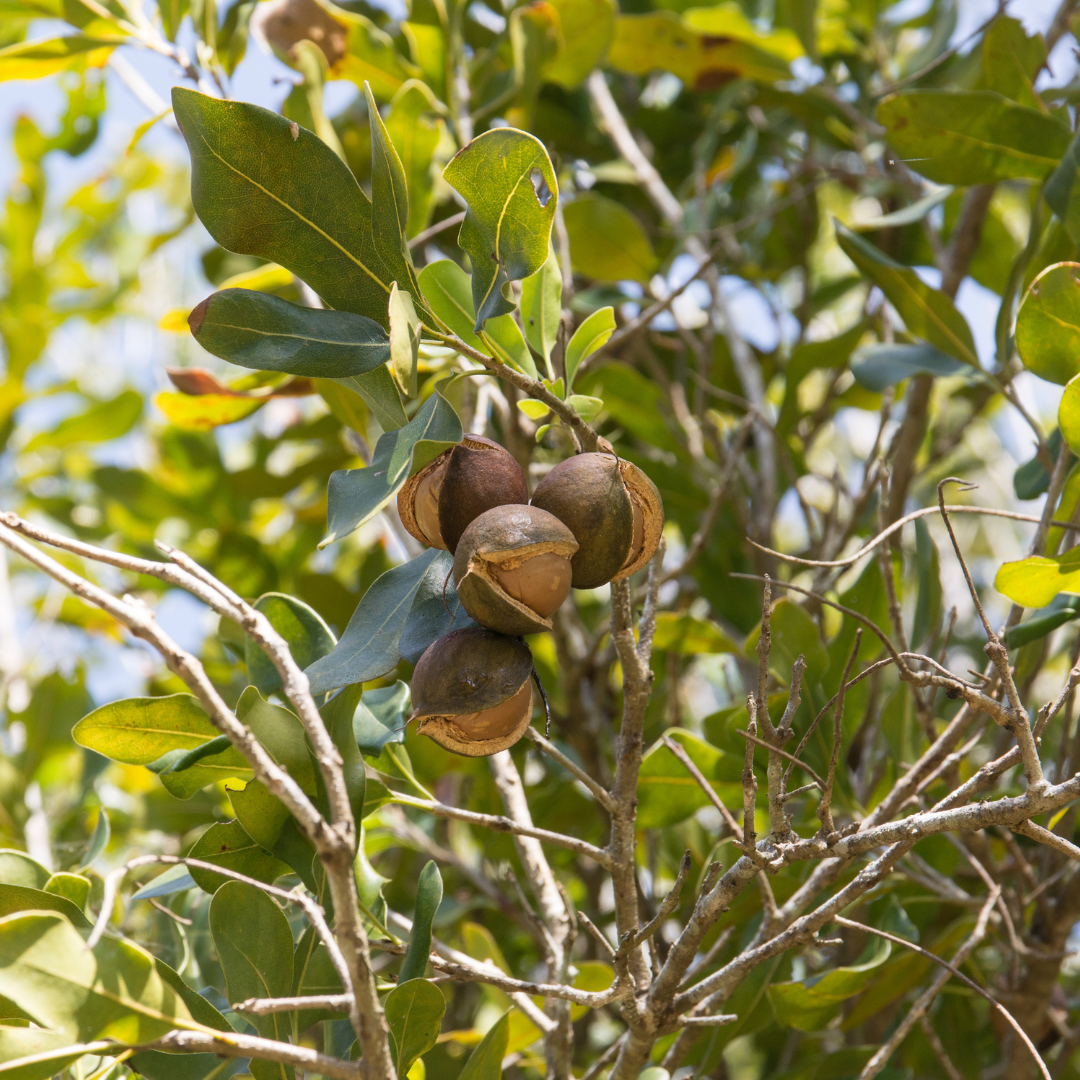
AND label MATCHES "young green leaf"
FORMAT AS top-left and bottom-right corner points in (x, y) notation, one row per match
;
(996, 544), (1080, 608)
(209, 881), (294, 1058)
(834, 223), (978, 367)
(171, 88), (429, 328)
(520, 244), (561, 377)
(876, 90), (1069, 185)
(389, 282), (421, 399)
(385, 978), (445, 1077)
(244, 592), (336, 697)
(188, 289), (391, 379)
(1016, 263), (1080, 386)
(305, 548), (445, 694)
(322, 385), (462, 547)
(564, 306), (615, 390)
(566, 394), (603, 422)
(82, 808), (109, 869)
(443, 128), (558, 329)
(0, 912), (195, 1043)
(399, 861), (443, 983)
(457, 1010), (510, 1080)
